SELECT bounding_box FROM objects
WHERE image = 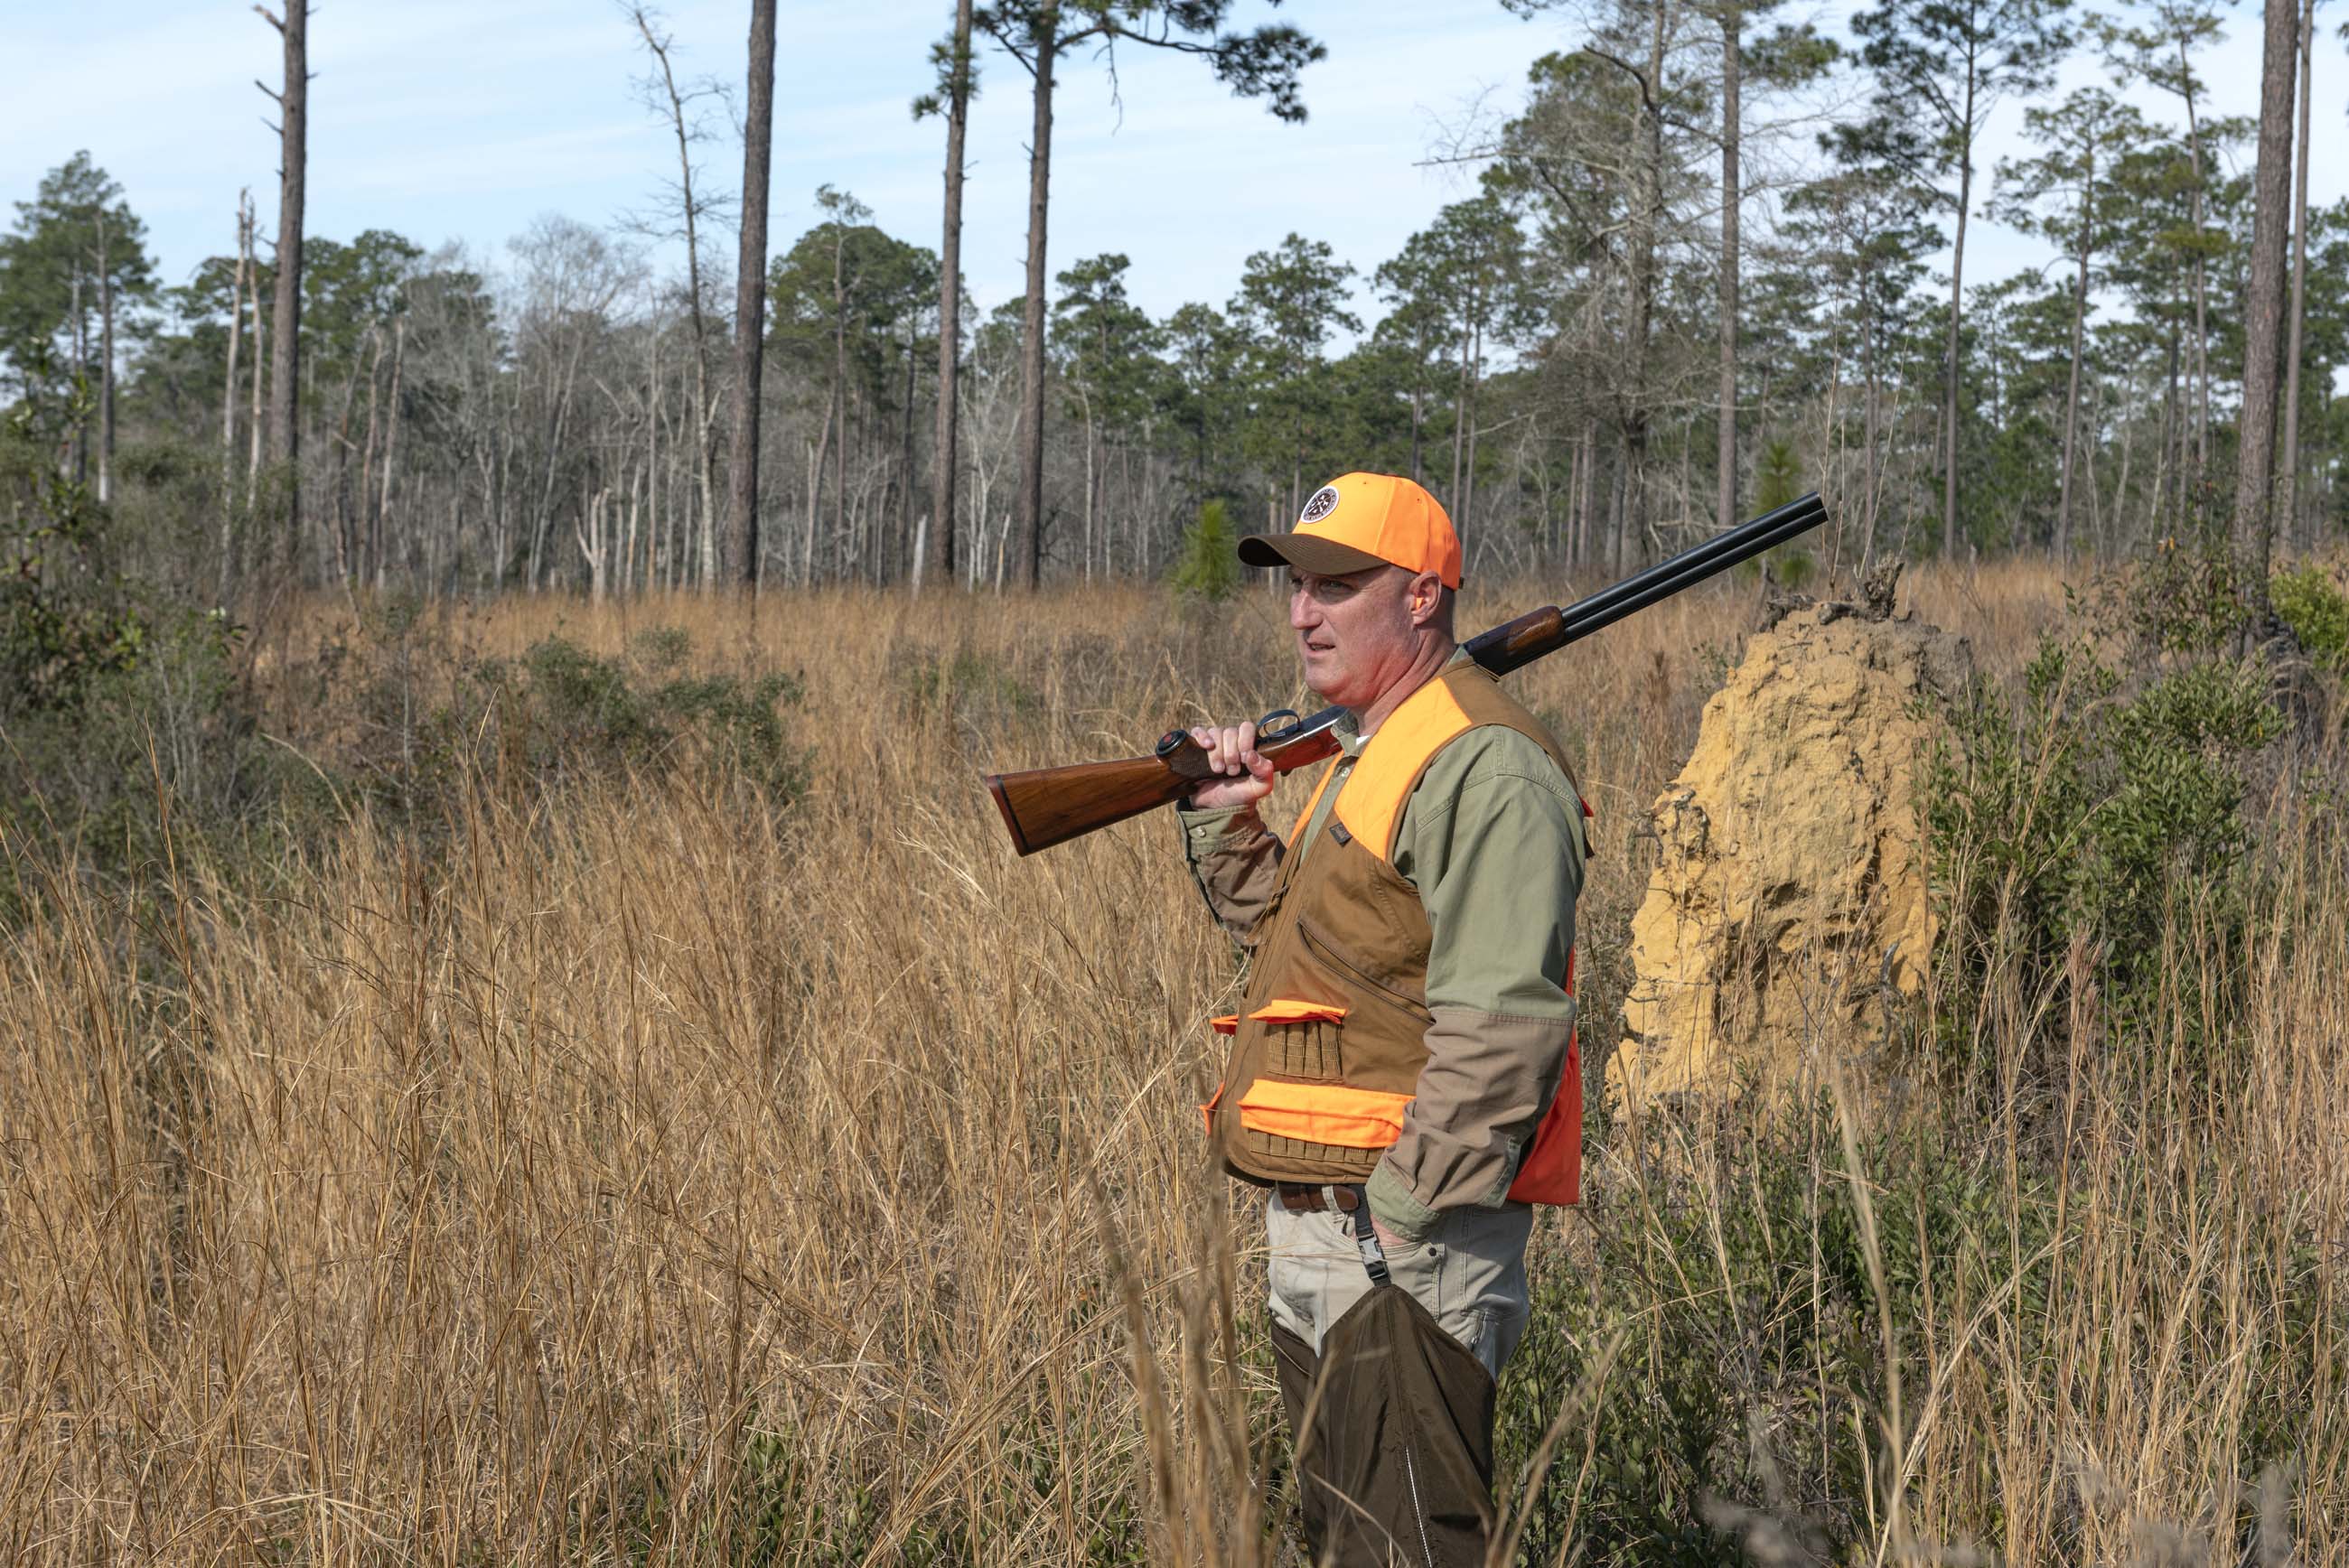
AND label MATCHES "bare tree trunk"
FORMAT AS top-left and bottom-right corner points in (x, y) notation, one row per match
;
(1079, 387), (1096, 583)
(357, 327), (383, 582)
(1450, 316), (1472, 508)
(220, 195), (249, 593)
(830, 238), (848, 559)
(2057, 143), (2095, 556)
(634, 9), (719, 588)
(1408, 322), (1427, 484)
(2234, 0), (2298, 628)
(1862, 313), (1882, 552)
(2112, 369), (2137, 555)
(2084, 378), (2107, 557)
(900, 323), (918, 583)
(1462, 317), (1483, 532)
(1940, 61), (1977, 557)
(647, 303), (660, 589)
(729, 0), (777, 592)
(2154, 329), (2179, 532)
(68, 269), (85, 484)
(2181, 40), (2213, 481)
(1620, 0), (1668, 563)
(1717, 0), (1740, 537)
(248, 287), (267, 488)
(2279, 0), (2316, 549)
(96, 214), (115, 506)
(803, 422), (829, 585)
(1014, 0), (1059, 590)
(1576, 423), (1596, 564)
(261, 0), (308, 552)
(222, 201), (248, 476)
(929, 0), (975, 591)
(378, 315), (405, 589)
